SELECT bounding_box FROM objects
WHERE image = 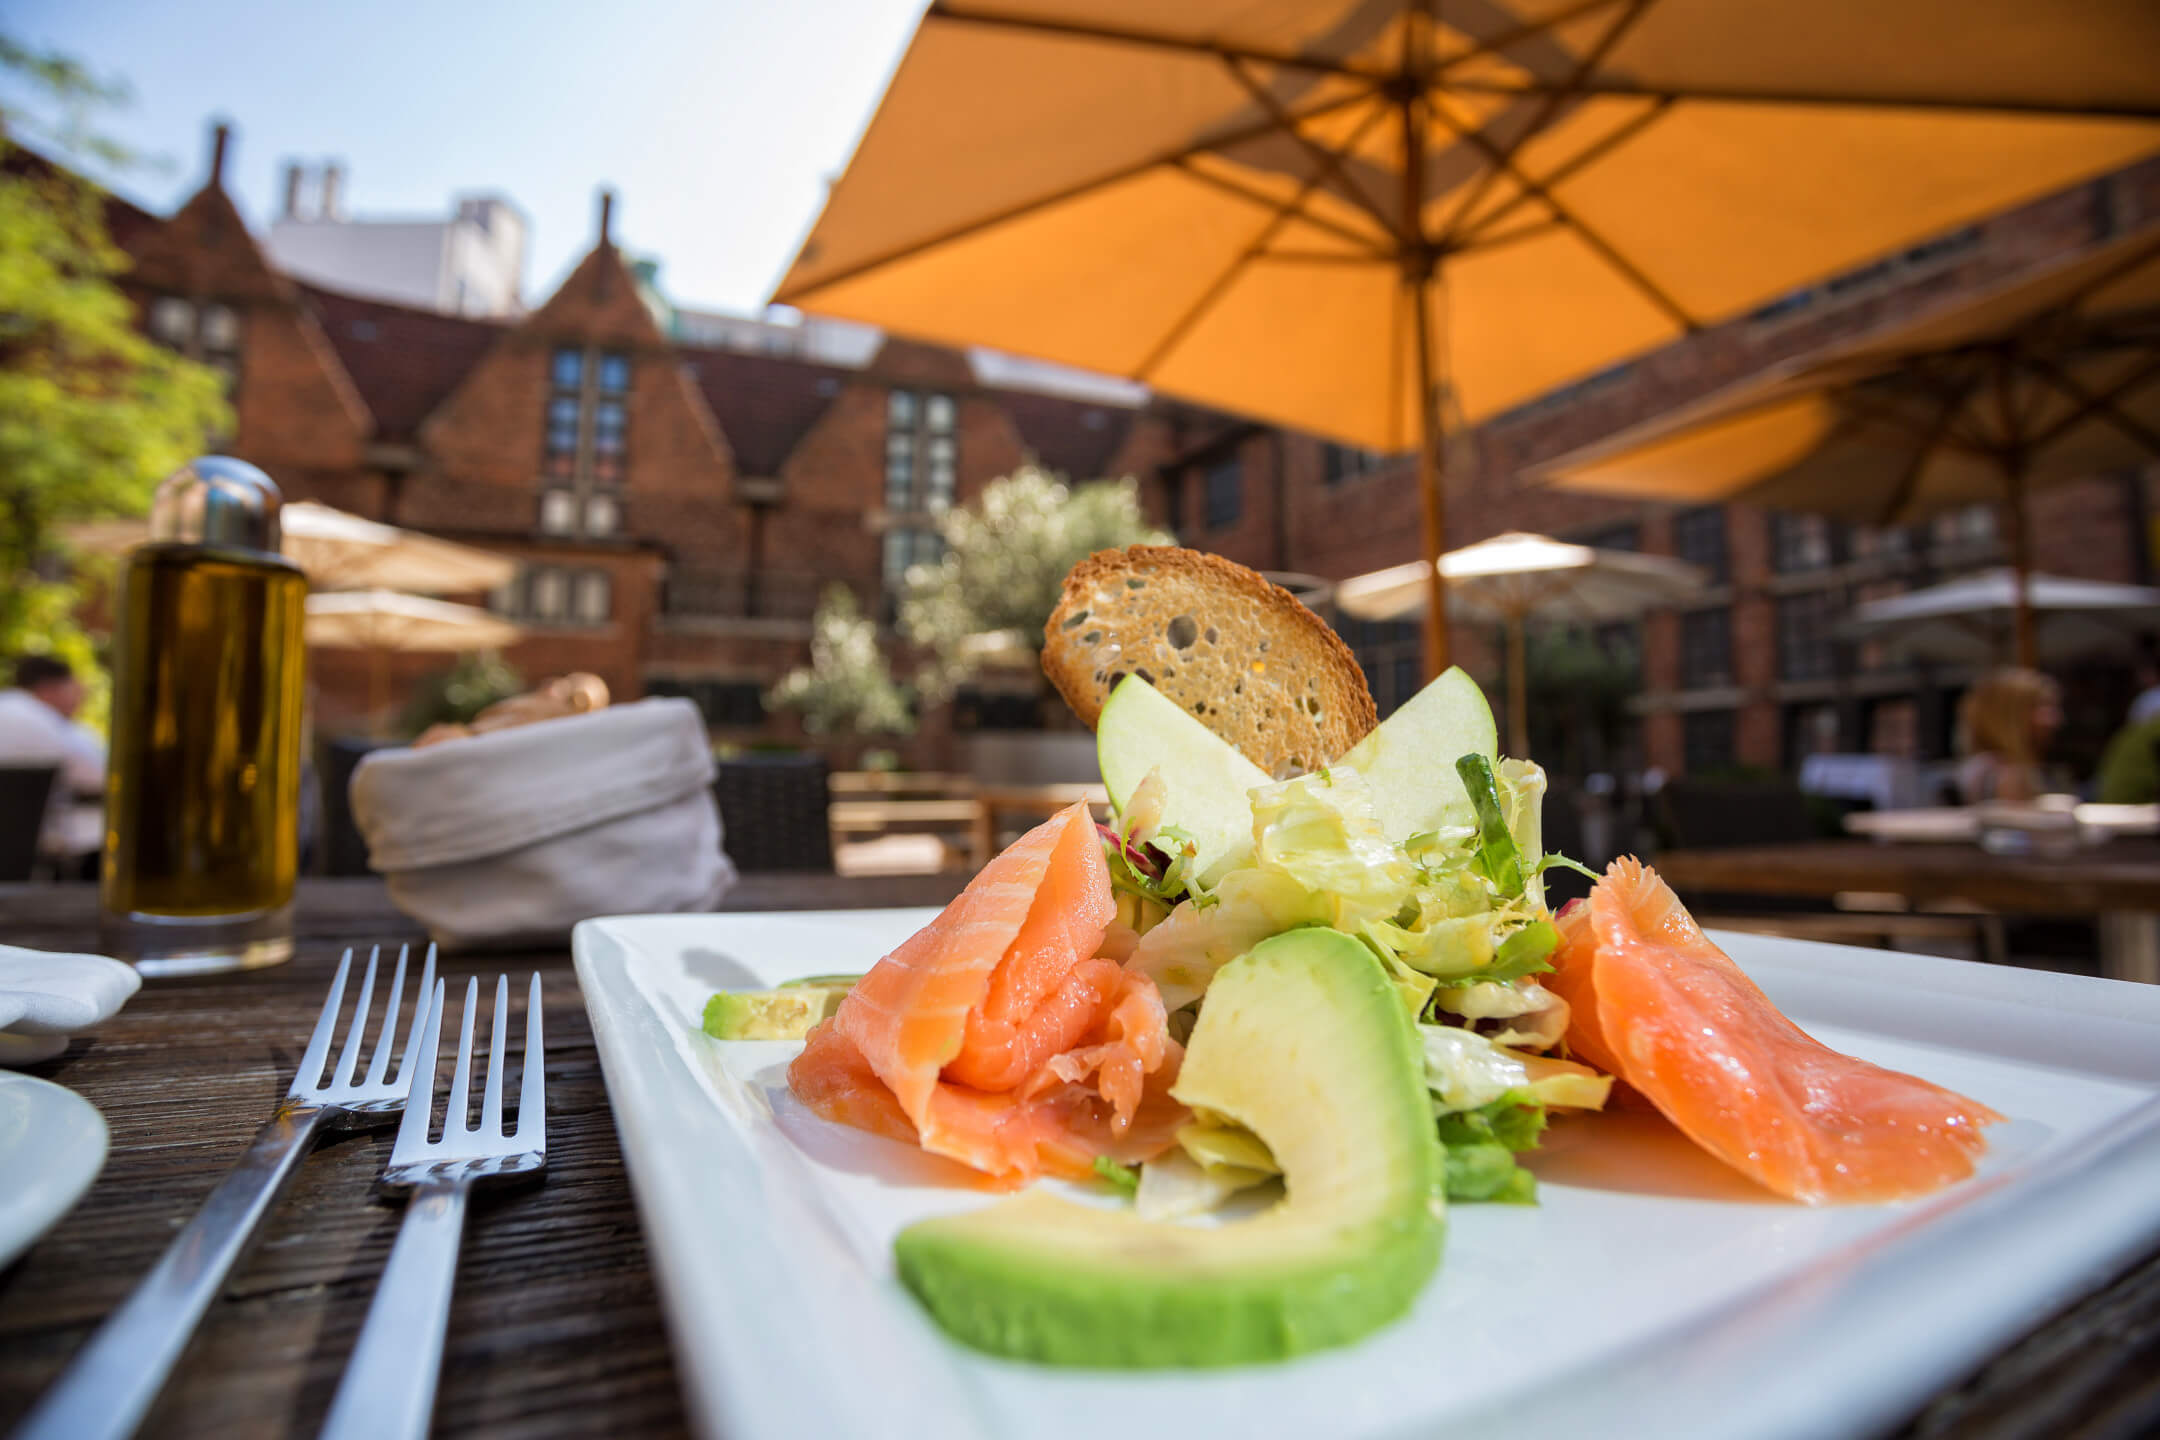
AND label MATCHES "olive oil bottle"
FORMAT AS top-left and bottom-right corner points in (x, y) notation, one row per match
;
(102, 457), (308, 974)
